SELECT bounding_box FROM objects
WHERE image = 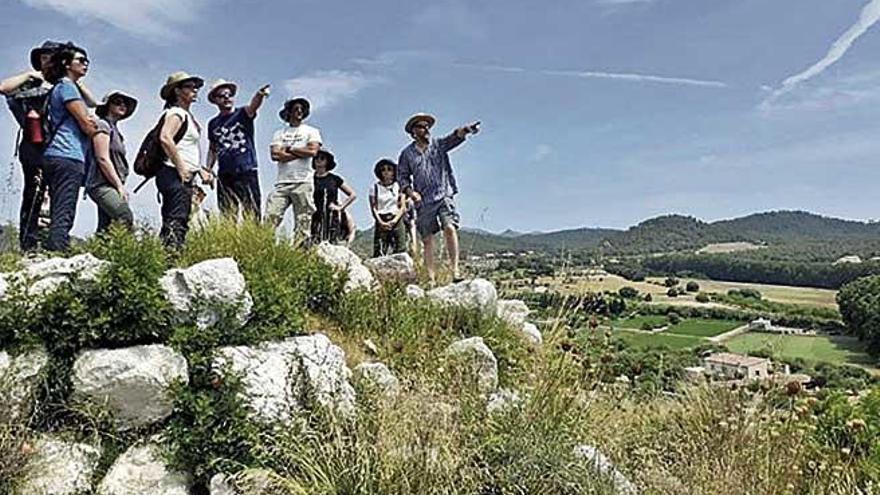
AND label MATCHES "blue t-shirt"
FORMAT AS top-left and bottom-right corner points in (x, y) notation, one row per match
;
(44, 78), (89, 163)
(208, 107), (257, 174)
